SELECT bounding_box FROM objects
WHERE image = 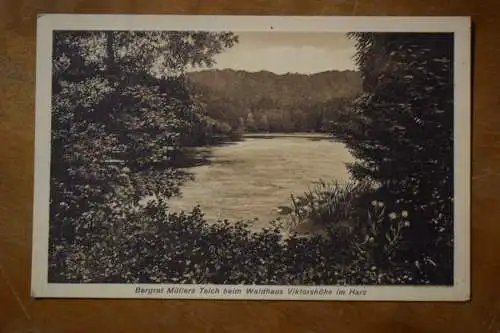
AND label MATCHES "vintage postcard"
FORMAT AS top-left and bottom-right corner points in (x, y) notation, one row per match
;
(32, 15), (471, 301)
